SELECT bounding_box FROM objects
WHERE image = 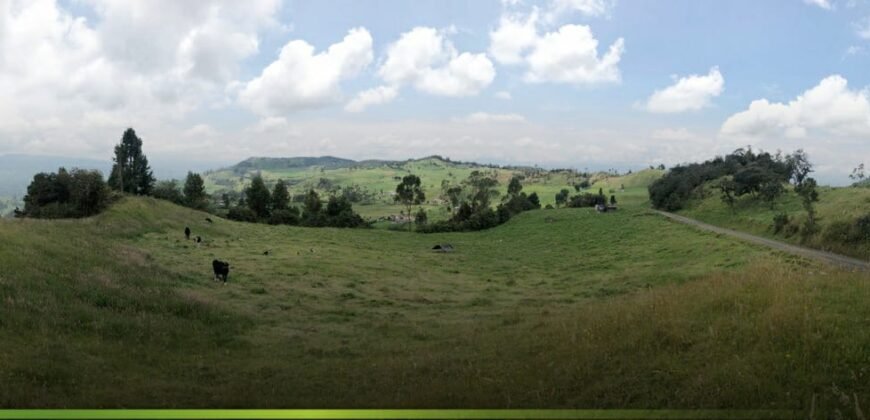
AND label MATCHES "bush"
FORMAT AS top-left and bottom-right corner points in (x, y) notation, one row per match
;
(823, 220), (853, 243)
(153, 180), (184, 205)
(567, 193), (604, 208)
(415, 208), (428, 226)
(853, 214), (870, 242)
(772, 213), (790, 234)
(268, 208), (300, 225)
(823, 214), (870, 244)
(227, 206), (257, 223)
